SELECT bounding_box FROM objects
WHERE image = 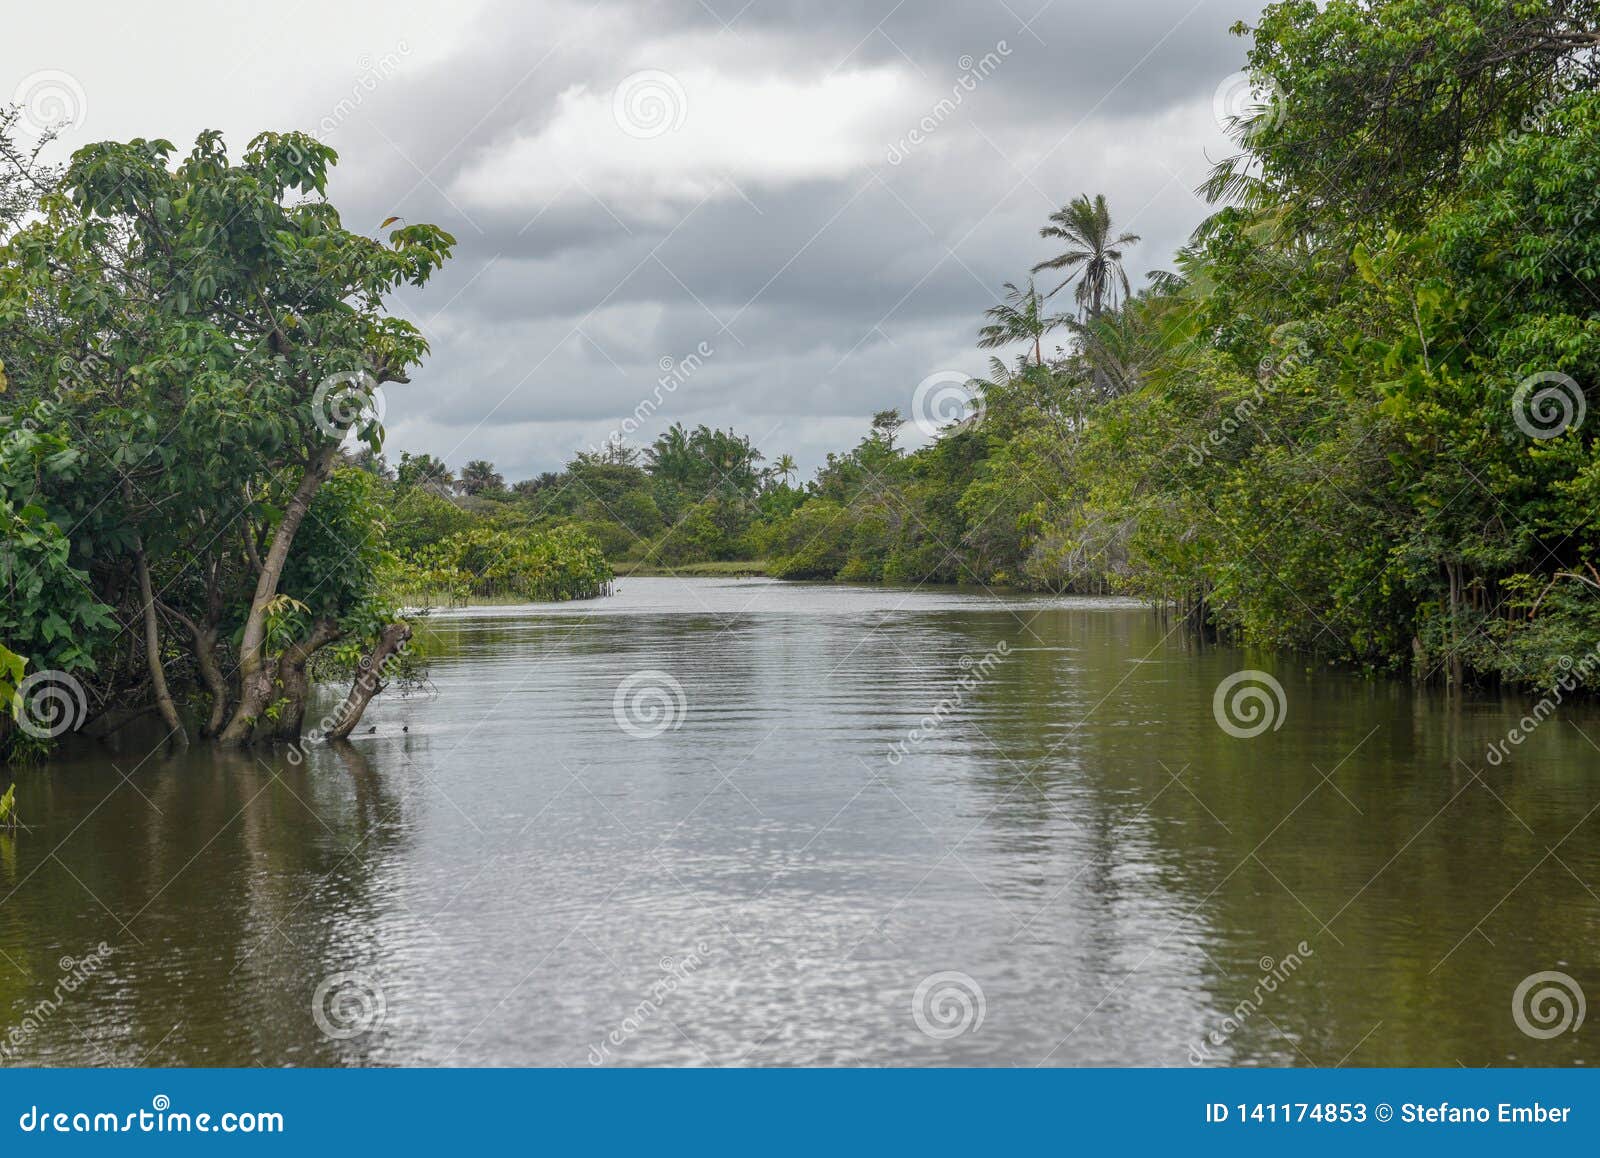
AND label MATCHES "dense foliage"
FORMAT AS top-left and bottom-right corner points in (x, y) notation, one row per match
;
(0, 127), (464, 755)
(7, 0), (1600, 760)
(438, 0), (1600, 692)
